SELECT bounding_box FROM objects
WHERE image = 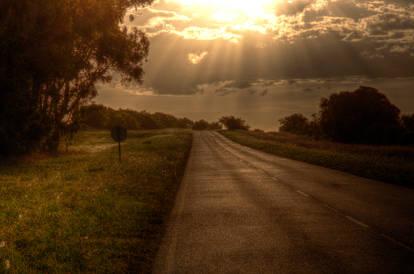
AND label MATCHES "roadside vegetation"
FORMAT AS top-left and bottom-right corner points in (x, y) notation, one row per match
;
(220, 130), (414, 187)
(0, 129), (192, 272)
(192, 119), (222, 130)
(219, 116), (250, 130)
(278, 86), (414, 145)
(1, 0), (153, 156)
(218, 86), (414, 186)
(79, 104), (194, 130)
